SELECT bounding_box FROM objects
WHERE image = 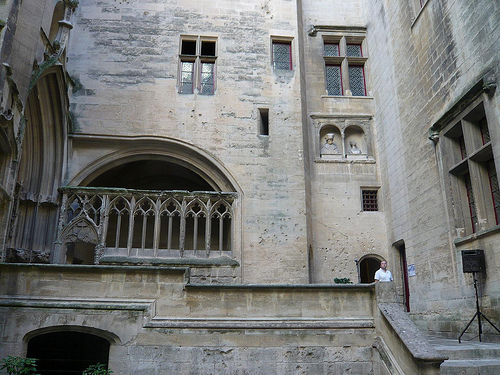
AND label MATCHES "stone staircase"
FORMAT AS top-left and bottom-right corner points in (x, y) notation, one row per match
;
(427, 336), (500, 375)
